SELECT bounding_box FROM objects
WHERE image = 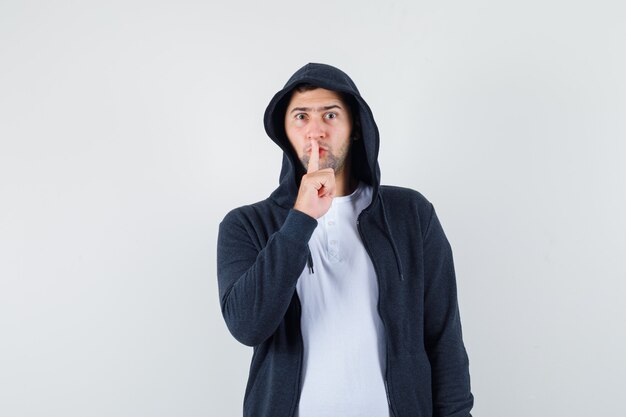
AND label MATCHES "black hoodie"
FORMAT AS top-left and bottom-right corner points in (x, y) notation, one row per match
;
(217, 63), (473, 417)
